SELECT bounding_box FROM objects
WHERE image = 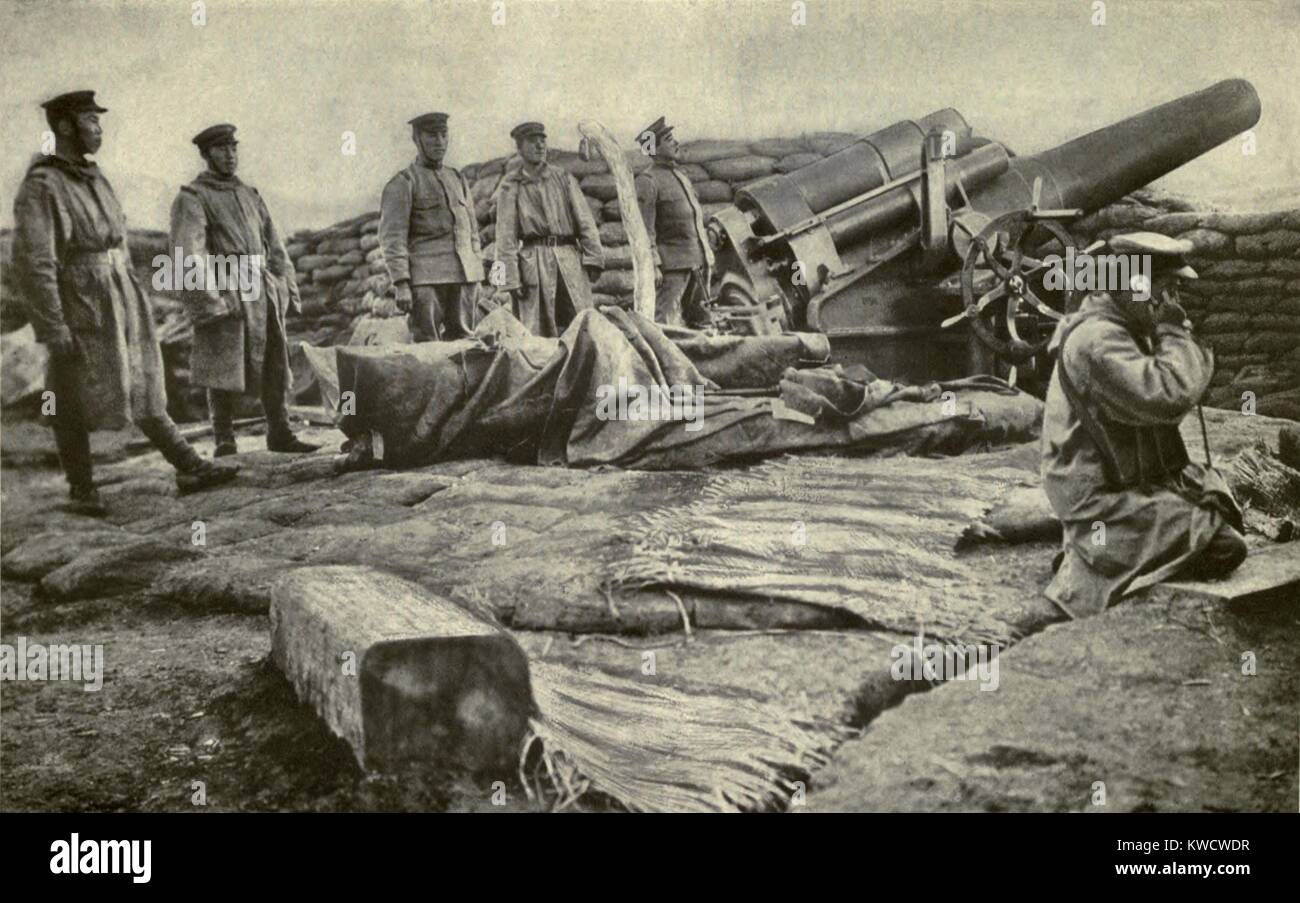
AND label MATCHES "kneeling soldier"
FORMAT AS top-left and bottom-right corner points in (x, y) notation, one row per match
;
(170, 124), (319, 456)
(634, 117), (714, 328)
(493, 121), (603, 336)
(378, 112), (483, 341)
(13, 91), (238, 517)
(1041, 232), (1246, 618)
